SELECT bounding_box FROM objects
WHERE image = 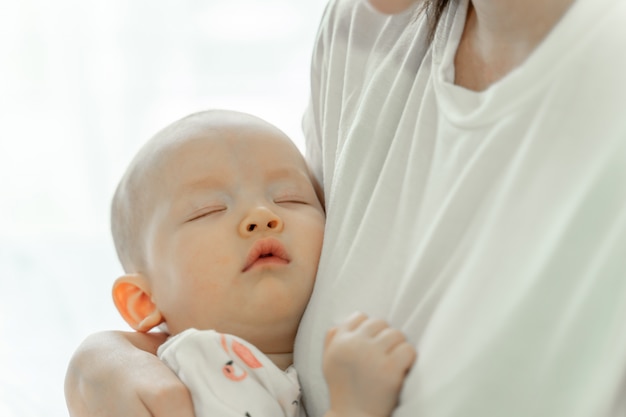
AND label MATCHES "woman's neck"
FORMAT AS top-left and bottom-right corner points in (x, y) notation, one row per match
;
(454, 0), (575, 90)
